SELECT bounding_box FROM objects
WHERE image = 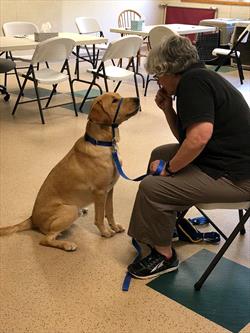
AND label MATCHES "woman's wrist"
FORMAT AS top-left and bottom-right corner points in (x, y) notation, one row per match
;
(165, 161), (175, 176)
